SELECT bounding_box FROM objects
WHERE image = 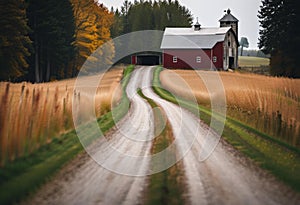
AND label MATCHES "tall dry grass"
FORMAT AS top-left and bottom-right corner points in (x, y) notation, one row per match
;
(0, 68), (123, 166)
(160, 69), (300, 147)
